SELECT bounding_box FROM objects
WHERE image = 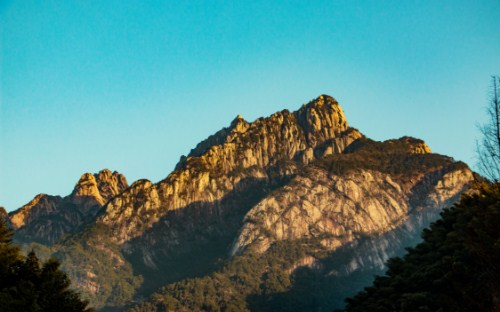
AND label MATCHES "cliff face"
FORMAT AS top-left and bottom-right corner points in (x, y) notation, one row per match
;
(232, 149), (472, 256)
(9, 169), (128, 245)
